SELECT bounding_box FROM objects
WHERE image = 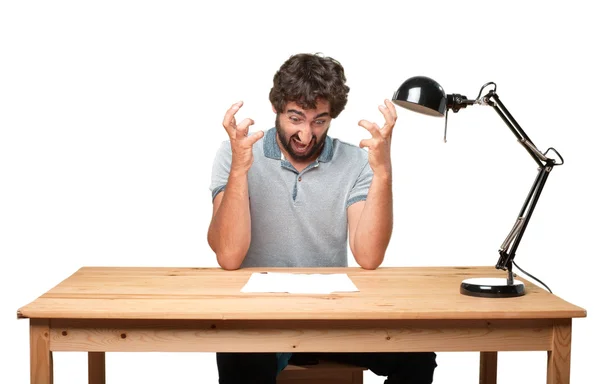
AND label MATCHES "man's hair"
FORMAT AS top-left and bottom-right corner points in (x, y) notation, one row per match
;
(269, 53), (350, 119)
